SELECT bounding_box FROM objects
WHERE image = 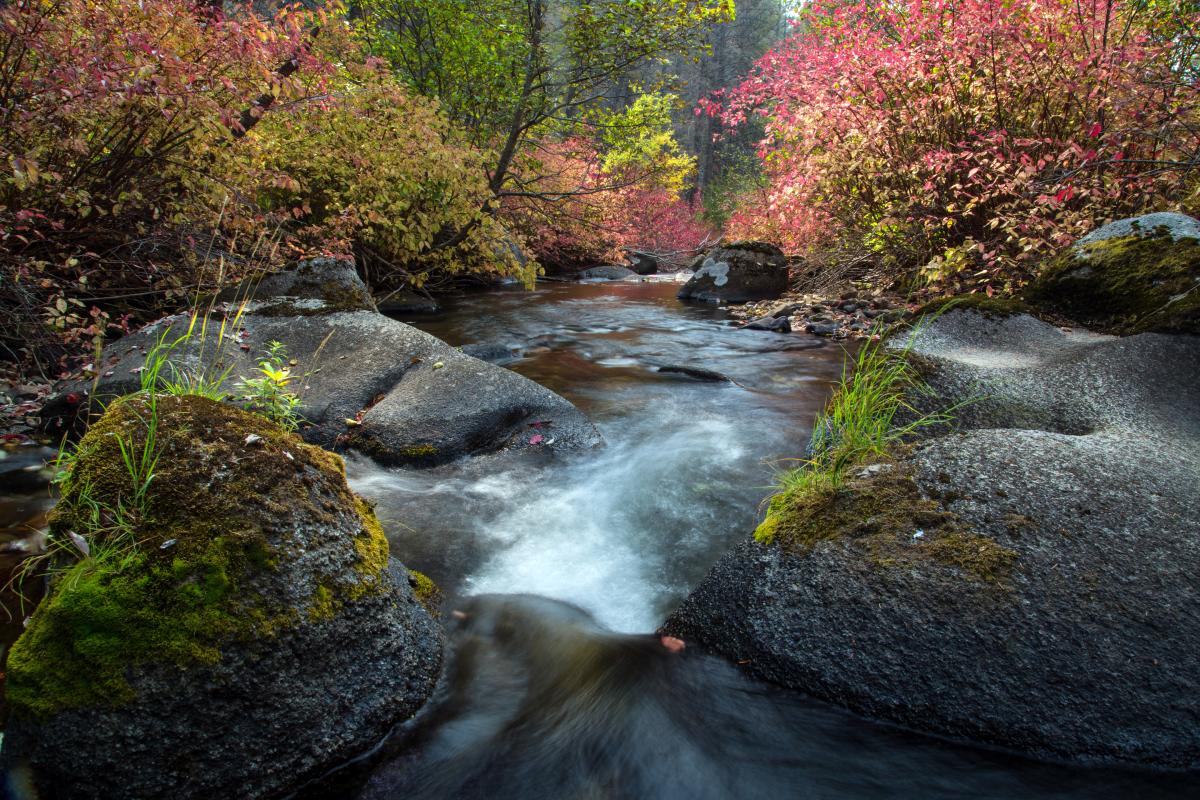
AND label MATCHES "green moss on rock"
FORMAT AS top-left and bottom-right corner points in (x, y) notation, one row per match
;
(407, 570), (443, 618)
(6, 394), (385, 719)
(343, 432), (442, 467)
(916, 293), (1031, 320)
(398, 444), (438, 459)
(1026, 232), (1200, 334)
(757, 461), (1016, 584)
(349, 497), (390, 600)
